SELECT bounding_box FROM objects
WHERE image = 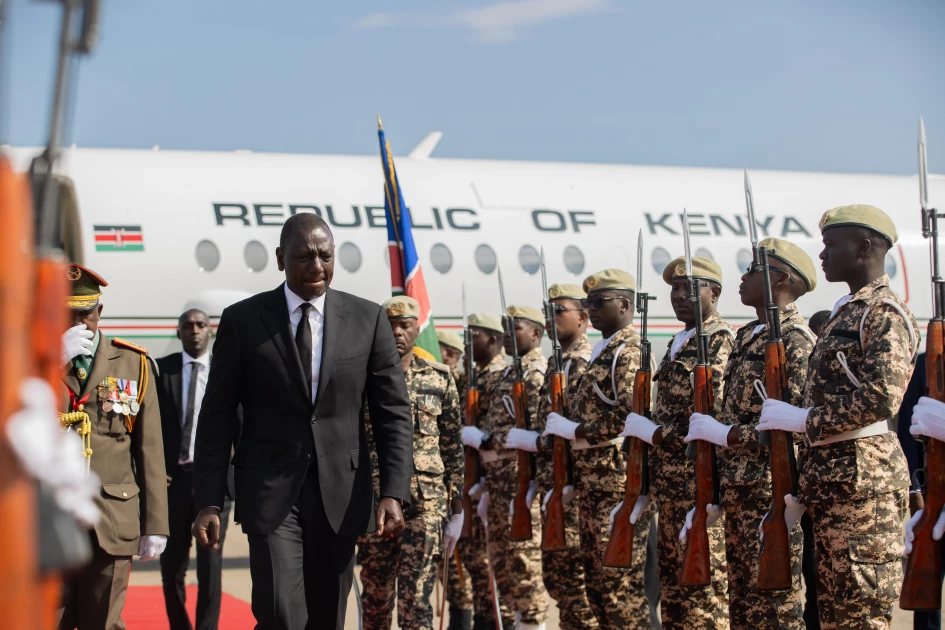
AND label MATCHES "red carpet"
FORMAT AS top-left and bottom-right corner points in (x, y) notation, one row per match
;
(123, 585), (255, 629)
